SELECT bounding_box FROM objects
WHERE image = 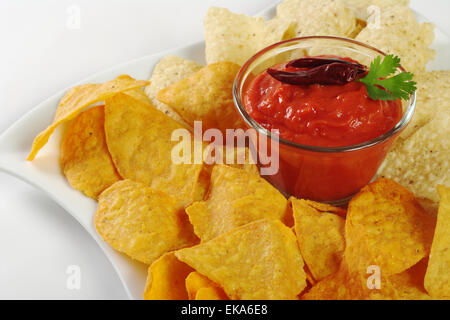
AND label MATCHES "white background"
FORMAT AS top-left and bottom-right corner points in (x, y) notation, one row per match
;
(0, 0), (449, 299)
